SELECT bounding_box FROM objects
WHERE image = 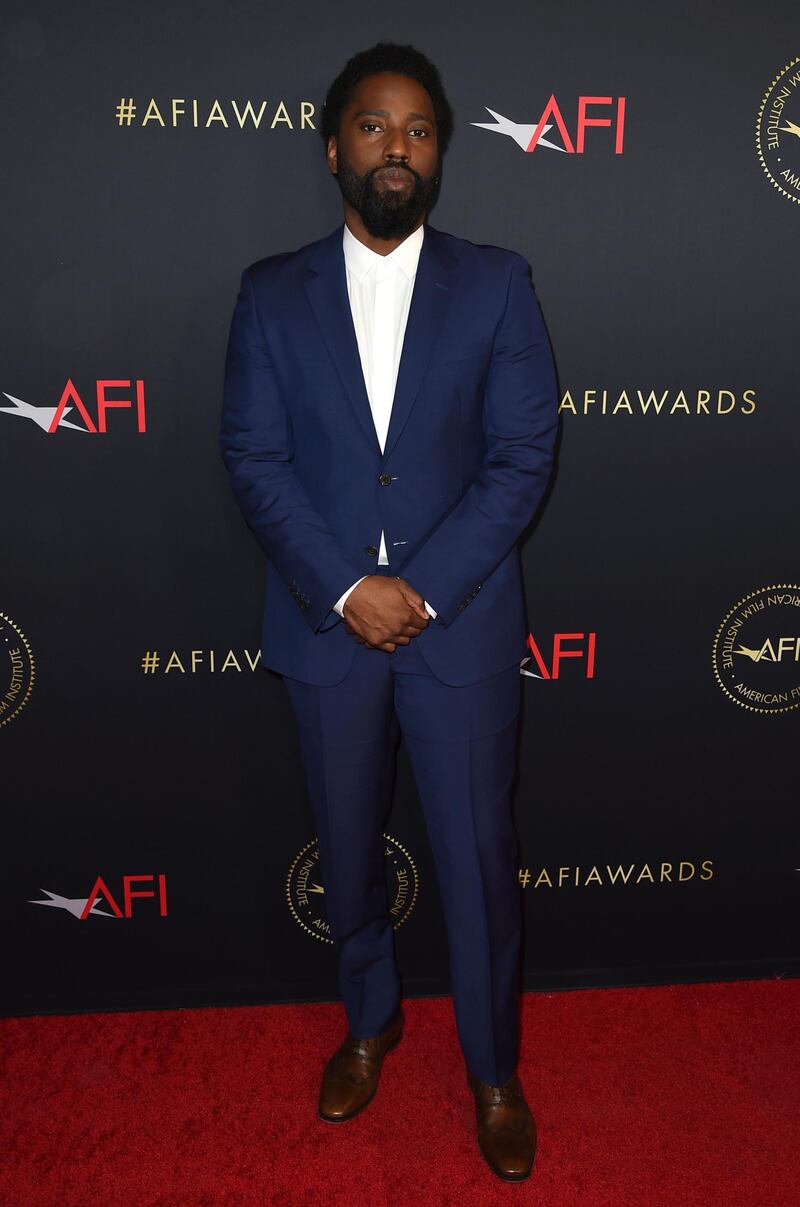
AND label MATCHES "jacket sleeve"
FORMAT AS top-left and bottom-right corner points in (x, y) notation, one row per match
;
(219, 267), (364, 633)
(399, 255), (558, 627)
